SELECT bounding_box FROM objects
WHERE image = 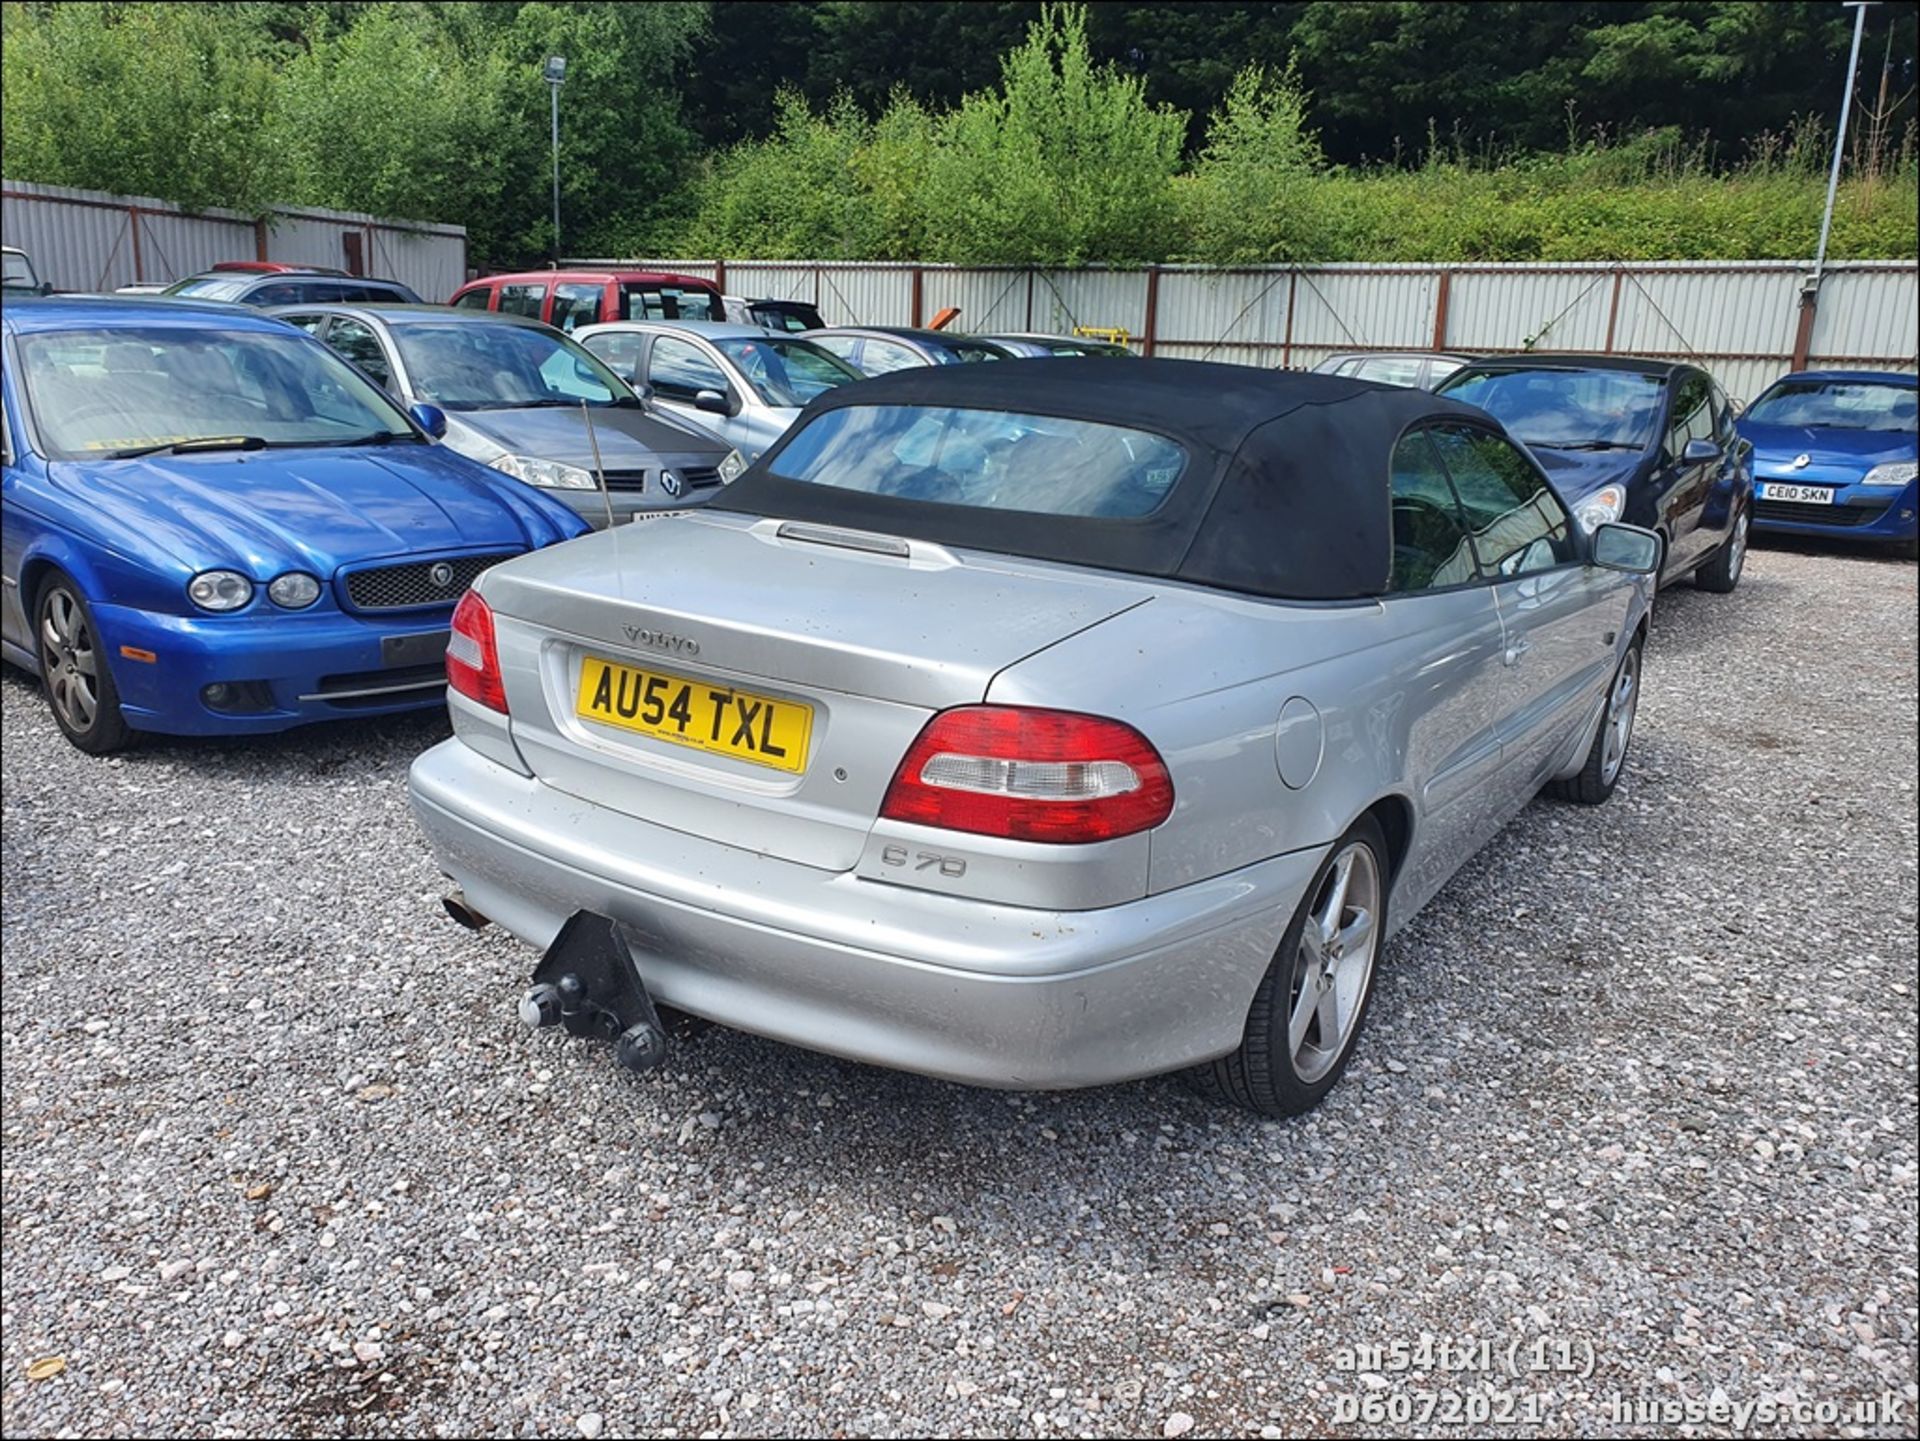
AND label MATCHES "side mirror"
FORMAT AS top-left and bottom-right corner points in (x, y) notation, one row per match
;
(1681, 438), (1722, 466)
(693, 388), (734, 417)
(36, 281), (54, 297)
(1591, 522), (1661, 575)
(409, 402), (449, 439)
(629, 376), (654, 403)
